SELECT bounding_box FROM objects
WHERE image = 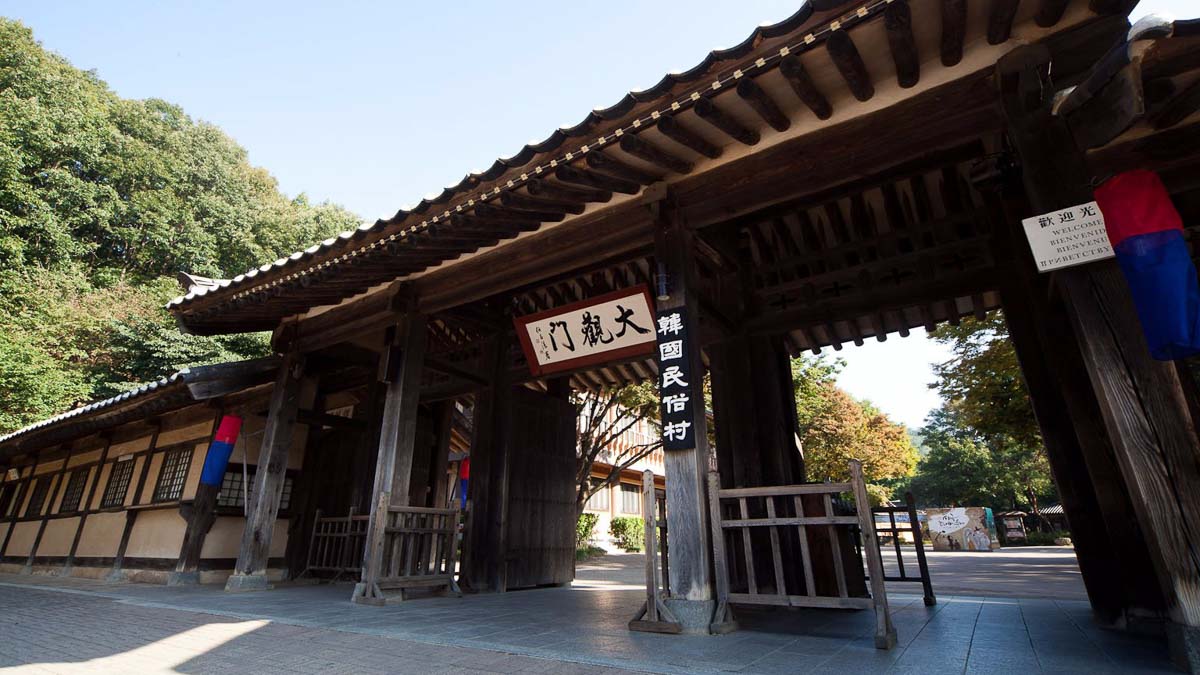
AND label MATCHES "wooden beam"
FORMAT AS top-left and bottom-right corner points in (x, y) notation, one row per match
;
(526, 178), (612, 203)
(736, 79), (790, 132)
(987, 0), (1020, 45)
(170, 412), (225, 585)
(225, 354), (309, 592)
(694, 97), (760, 145)
(555, 165), (641, 195)
(353, 311), (429, 604)
(619, 134), (694, 174)
(940, 0), (967, 67)
(780, 55), (833, 120)
(657, 116), (722, 159)
(1152, 80), (1200, 131)
(499, 190), (585, 215)
(1036, 0), (1070, 27)
(884, 0), (920, 89)
(585, 150), (661, 184)
(475, 202), (564, 224)
(826, 30), (874, 102)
